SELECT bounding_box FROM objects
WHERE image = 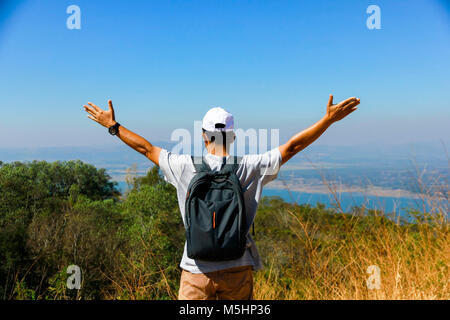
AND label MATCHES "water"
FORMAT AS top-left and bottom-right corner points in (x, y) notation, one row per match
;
(261, 188), (424, 215)
(115, 181), (425, 215)
(116, 181), (129, 193)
